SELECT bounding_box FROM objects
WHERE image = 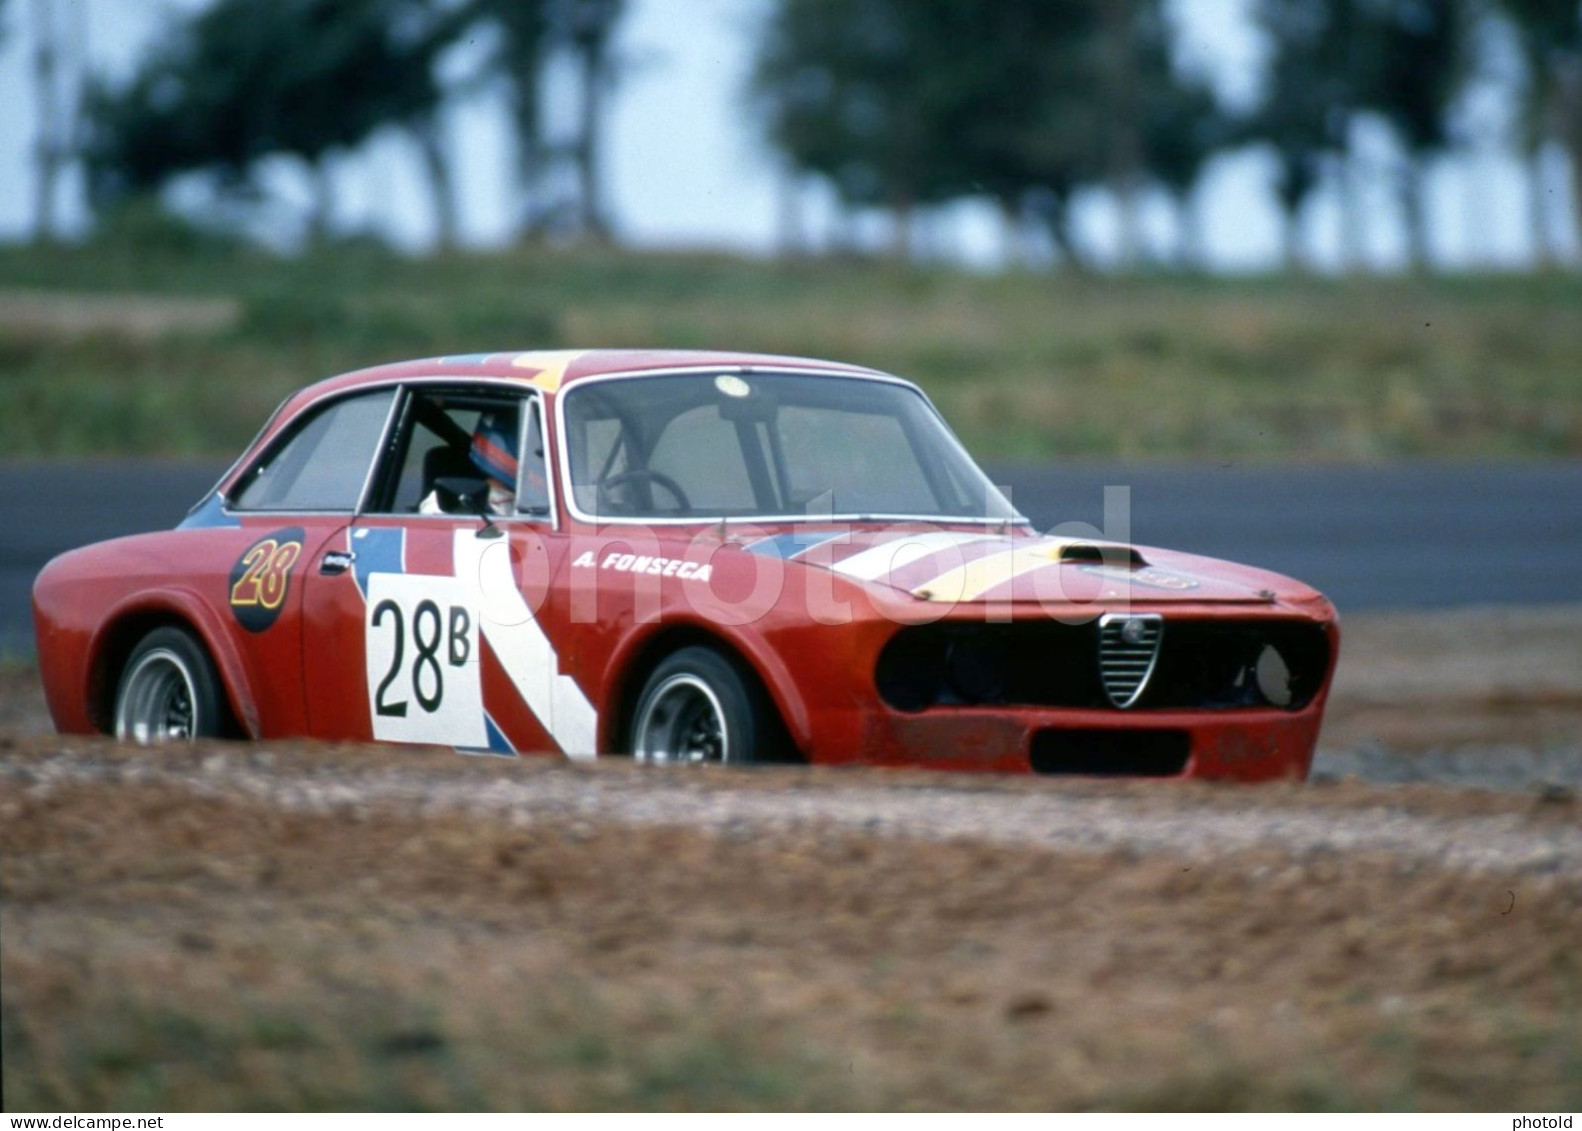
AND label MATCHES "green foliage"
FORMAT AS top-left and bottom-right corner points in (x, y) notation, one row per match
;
(1242, 0), (1473, 268)
(84, 0), (466, 206)
(81, 0), (630, 242)
(89, 198), (247, 257)
(1245, 0), (1358, 214)
(755, 0), (965, 211)
(755, 0), (1231, 260)
(1367, 1), (1467, 154)
(1498, 0), (1582, 49)
(1494, 0), (1582, 160)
